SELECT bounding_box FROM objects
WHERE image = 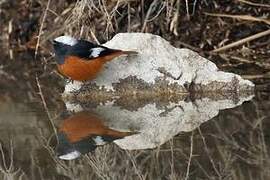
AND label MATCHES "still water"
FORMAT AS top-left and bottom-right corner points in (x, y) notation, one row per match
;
(0, 90), (269, 180)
